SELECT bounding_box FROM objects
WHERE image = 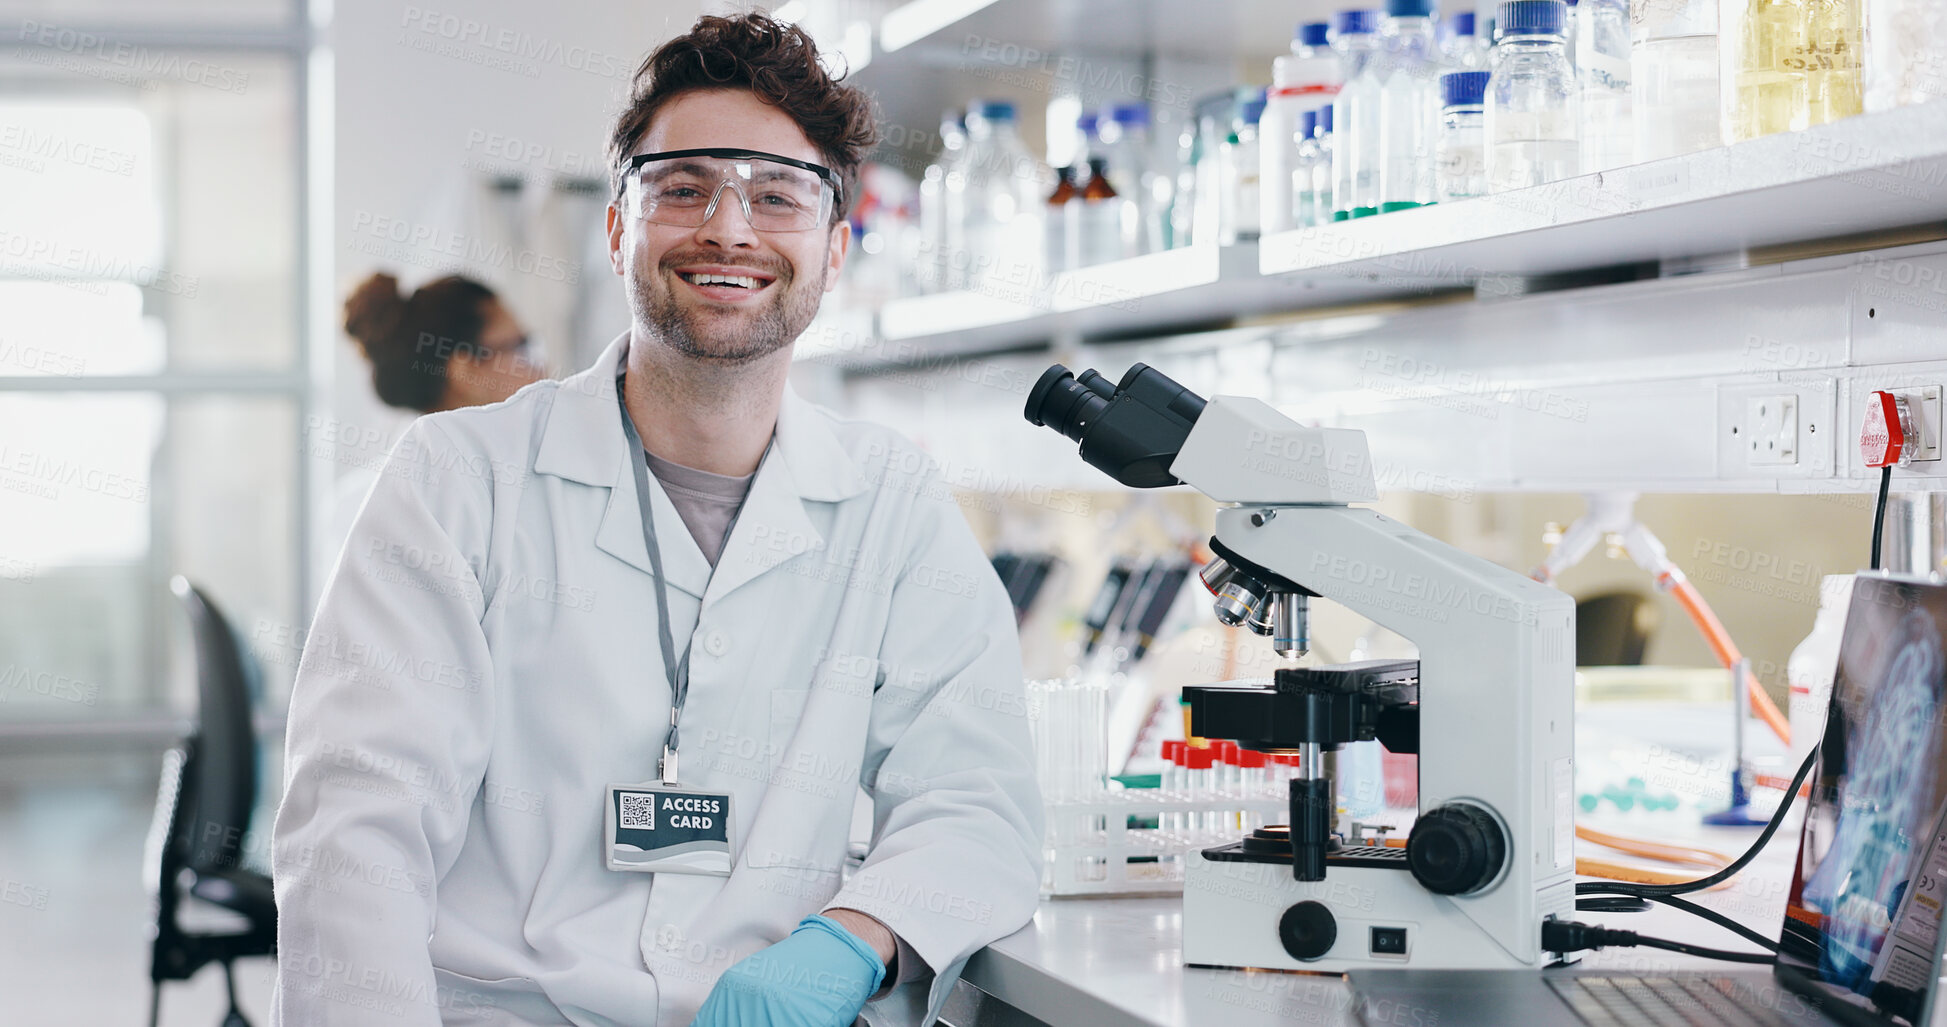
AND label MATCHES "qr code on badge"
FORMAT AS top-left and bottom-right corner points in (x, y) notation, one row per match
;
(620, 793), (655, 830)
